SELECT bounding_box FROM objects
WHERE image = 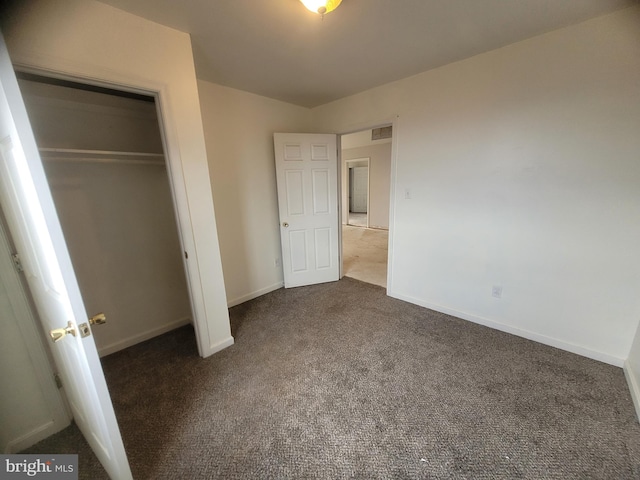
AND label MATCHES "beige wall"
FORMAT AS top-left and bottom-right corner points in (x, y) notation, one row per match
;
(198, 80), (311, 306)
(312, 6), (640, 365)
(342, 143), (391, 229)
